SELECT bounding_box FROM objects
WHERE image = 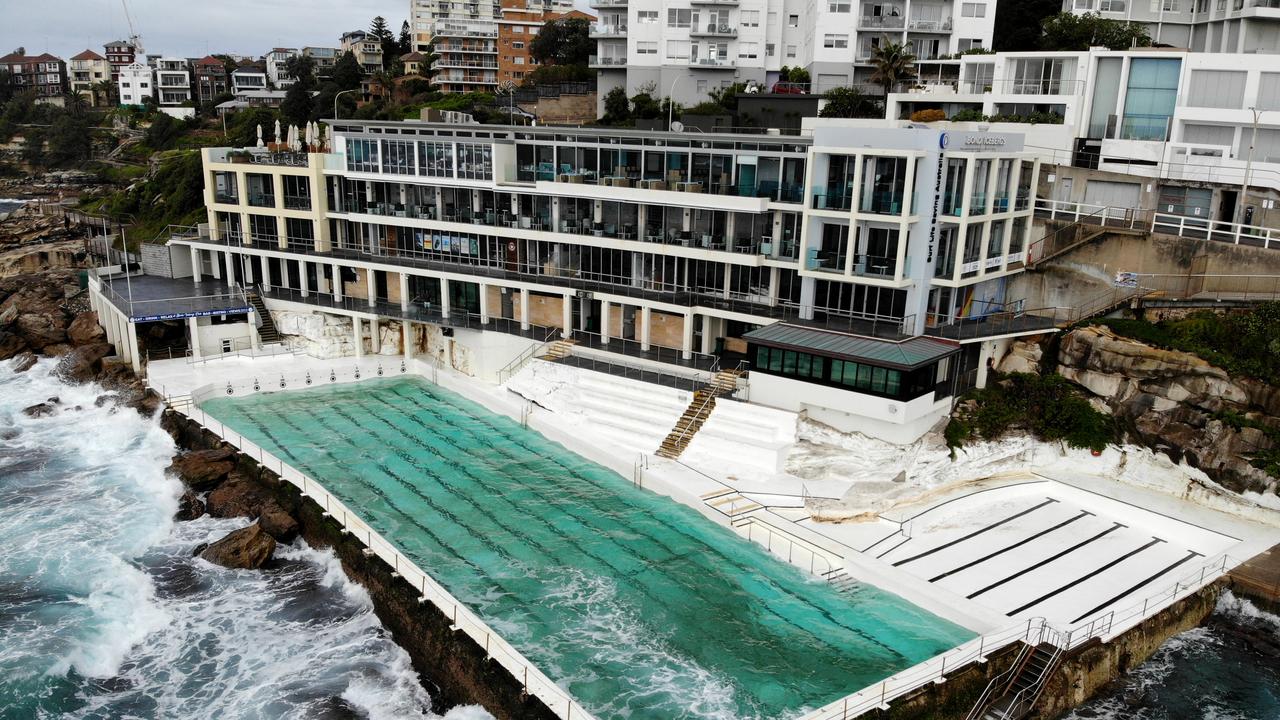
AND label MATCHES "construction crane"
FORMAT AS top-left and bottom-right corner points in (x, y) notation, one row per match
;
(119, 0), (142, 53)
